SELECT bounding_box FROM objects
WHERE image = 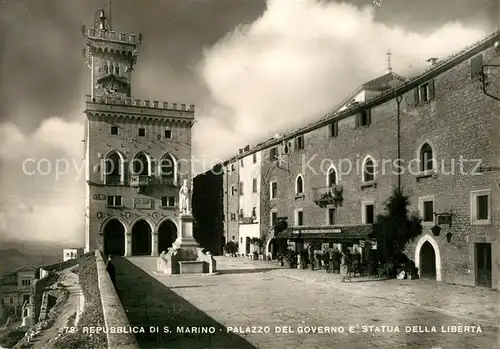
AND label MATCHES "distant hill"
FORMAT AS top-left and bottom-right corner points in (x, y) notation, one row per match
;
(0, 239), (82, 276)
